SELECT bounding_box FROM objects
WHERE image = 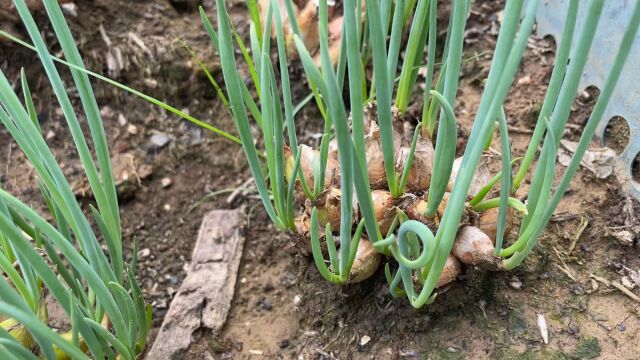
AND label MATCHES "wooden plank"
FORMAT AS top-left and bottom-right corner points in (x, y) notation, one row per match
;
(147, 209), (246, 359)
